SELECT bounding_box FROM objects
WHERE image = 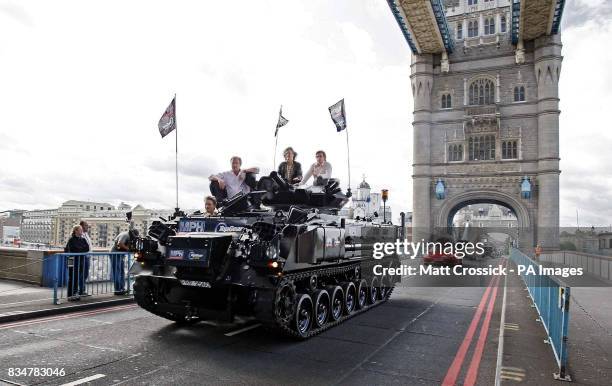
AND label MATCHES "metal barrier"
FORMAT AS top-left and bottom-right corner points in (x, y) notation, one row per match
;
(51, 252), (133, 304)
(510, 248), (571, 381)
(540, 250), (612, 283)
